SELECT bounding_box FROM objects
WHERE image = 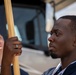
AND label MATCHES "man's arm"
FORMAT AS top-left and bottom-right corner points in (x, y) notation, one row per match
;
(1, 61), (11, 75)
(1, 37), (22, 75)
